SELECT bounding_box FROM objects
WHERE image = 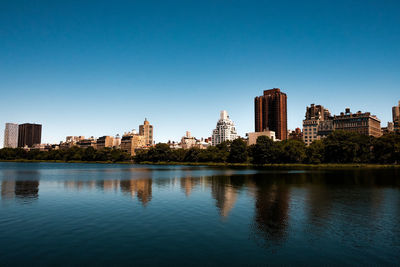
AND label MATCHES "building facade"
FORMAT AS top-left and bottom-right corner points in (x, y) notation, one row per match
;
(211, 110), (238, 146)
(76, 137), (96, 149)
(302, 104), (331, 146)
(96, 136), (114, 150)
(288, 128), (303, 141)
(247, 130), (276, 145)
(3, 123), (19, 148)
(120, 131), (146, 156)
(113, 134), (121, 148)
(139, 119), (154, 146)
(18, 123), (42, 148)
(254, 88), (287, 140)
(393, 101), (400, 132)
(181, 131), (197, 149)
(333, 108), (382, 137)
(303, 106), (382, 145)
